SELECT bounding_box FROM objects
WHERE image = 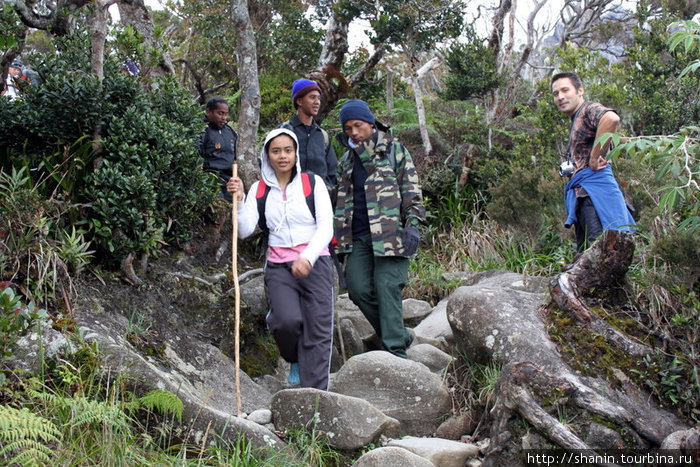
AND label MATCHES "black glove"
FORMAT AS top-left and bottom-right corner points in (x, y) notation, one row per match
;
(401, 226), (420, 256)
